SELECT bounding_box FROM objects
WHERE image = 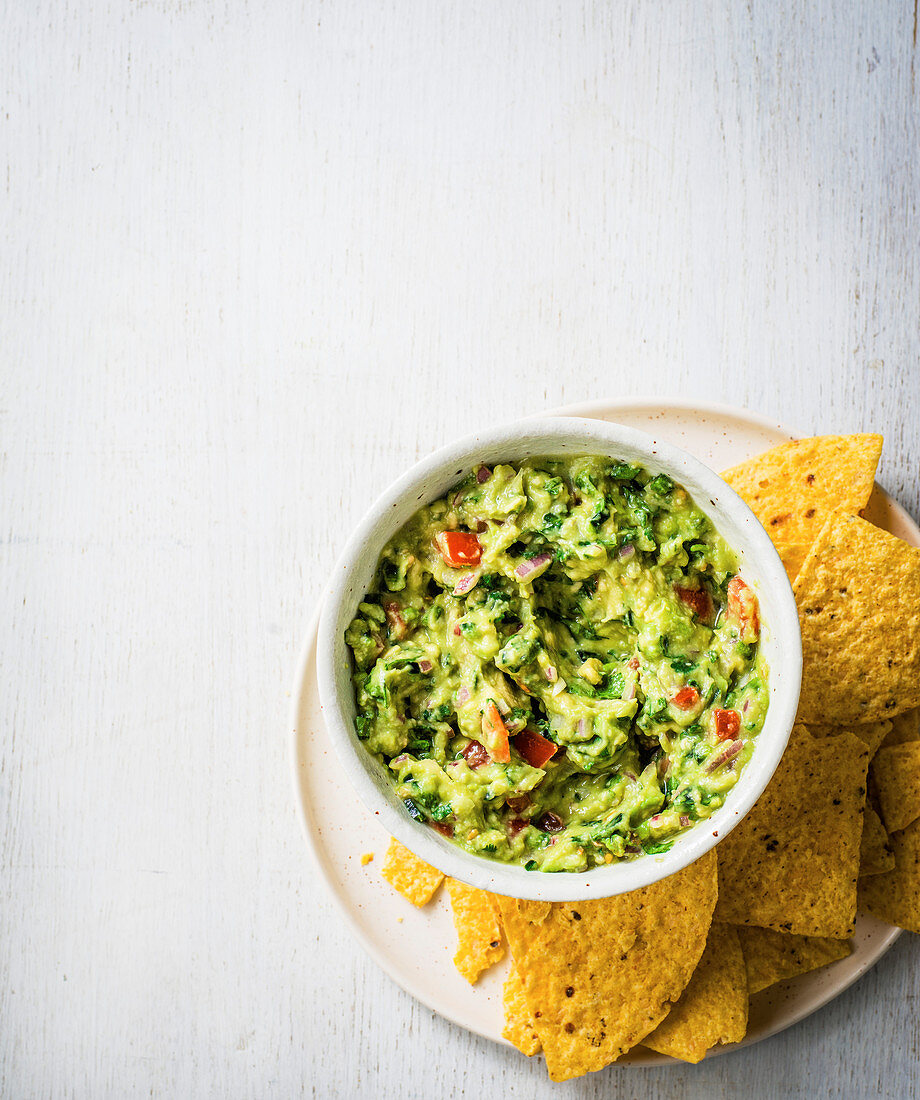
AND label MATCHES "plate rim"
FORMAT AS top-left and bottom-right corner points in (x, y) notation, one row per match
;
(289, 398), (907, 1064)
